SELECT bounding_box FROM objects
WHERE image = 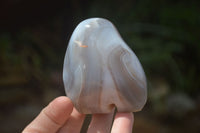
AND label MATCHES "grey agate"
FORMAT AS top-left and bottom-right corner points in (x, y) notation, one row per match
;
(63, 18), (147, 114)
